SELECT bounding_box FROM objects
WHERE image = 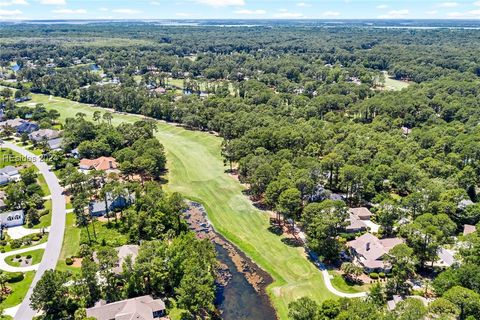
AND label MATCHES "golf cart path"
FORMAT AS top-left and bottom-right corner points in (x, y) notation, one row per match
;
(2, 142), (66, 320)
